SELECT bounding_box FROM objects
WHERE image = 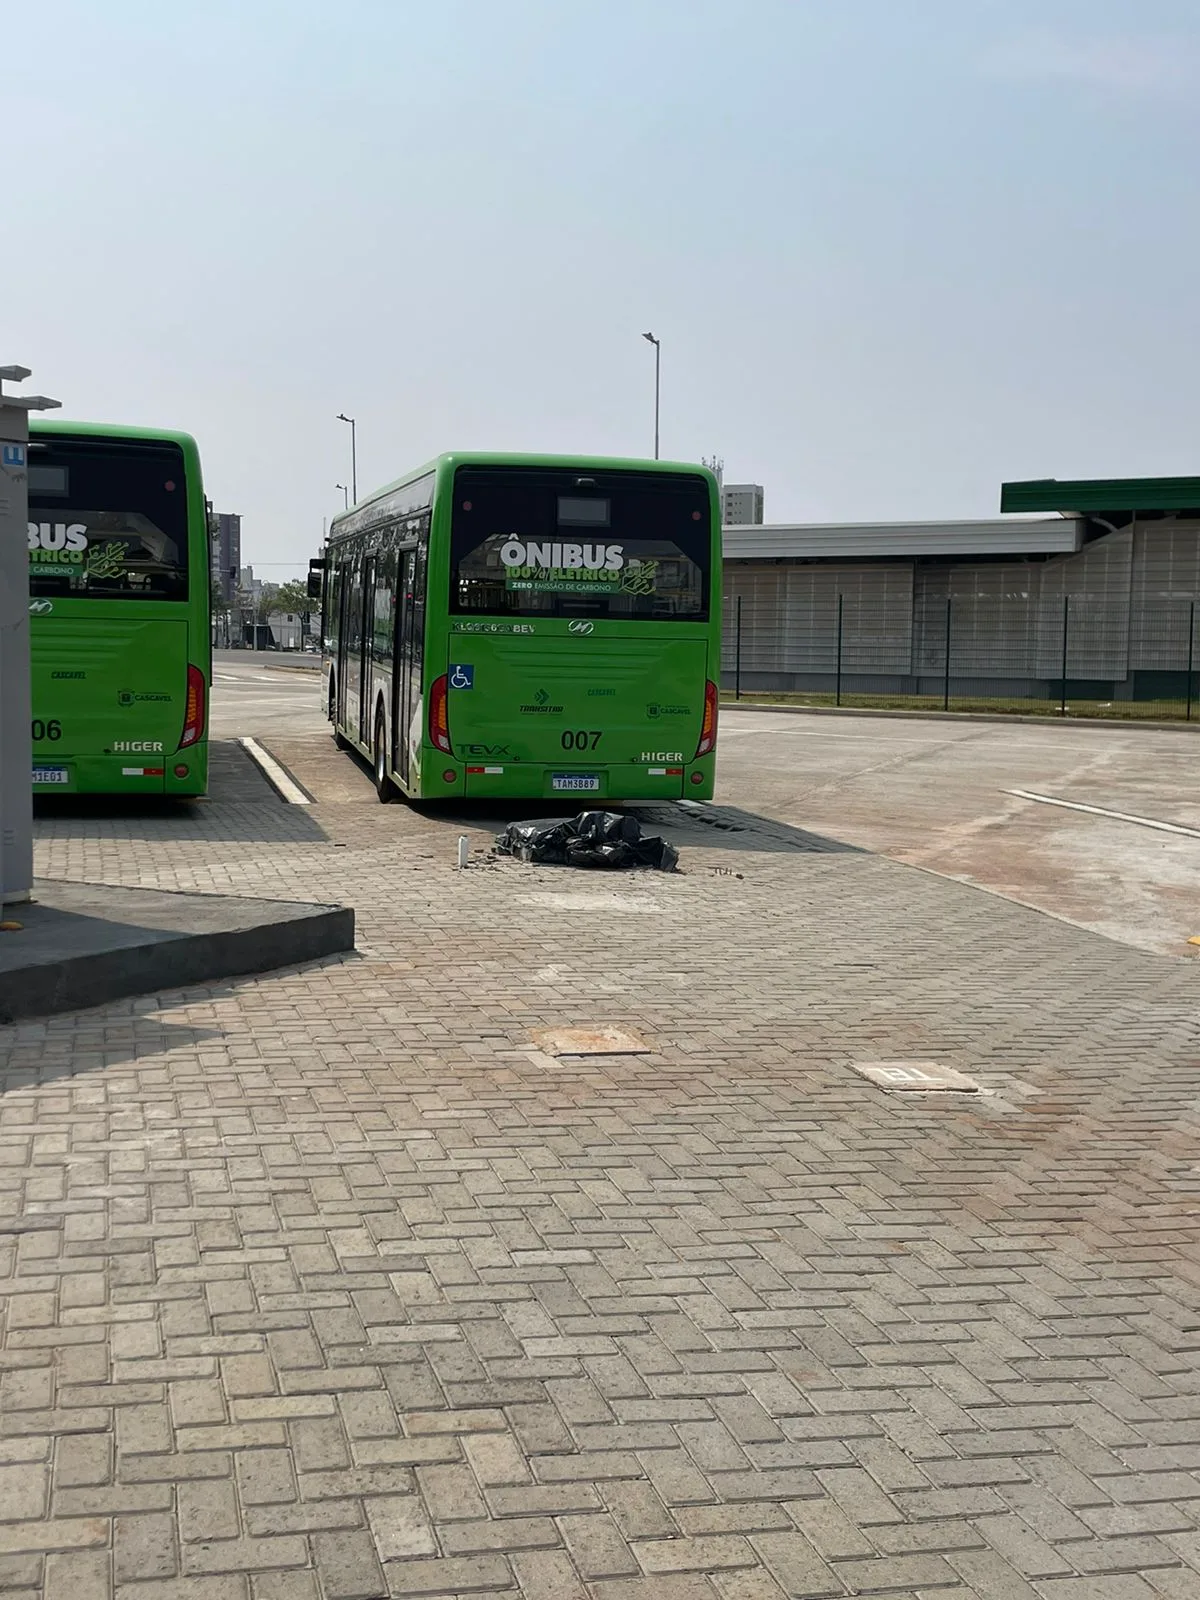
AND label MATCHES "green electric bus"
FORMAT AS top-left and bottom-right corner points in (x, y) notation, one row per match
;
(315, 453), (721, 803)
(27, 421), (210, 797)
